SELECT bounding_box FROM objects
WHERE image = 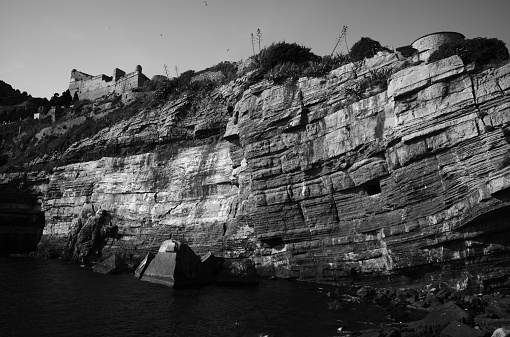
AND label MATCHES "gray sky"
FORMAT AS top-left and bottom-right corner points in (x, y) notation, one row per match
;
(1, 0), (509, 99)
